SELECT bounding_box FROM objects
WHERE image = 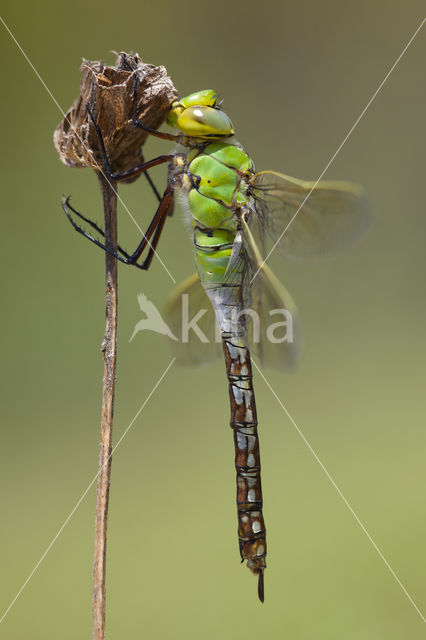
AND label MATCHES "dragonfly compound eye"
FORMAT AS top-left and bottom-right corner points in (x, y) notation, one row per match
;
(167, 89), (233, 137)
(173, 105), (234, 138)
